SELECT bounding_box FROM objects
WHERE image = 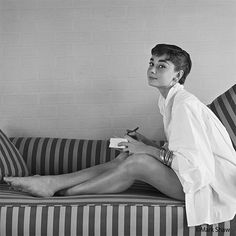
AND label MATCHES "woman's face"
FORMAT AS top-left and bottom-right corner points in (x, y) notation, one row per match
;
(147, 54), (179, 89)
